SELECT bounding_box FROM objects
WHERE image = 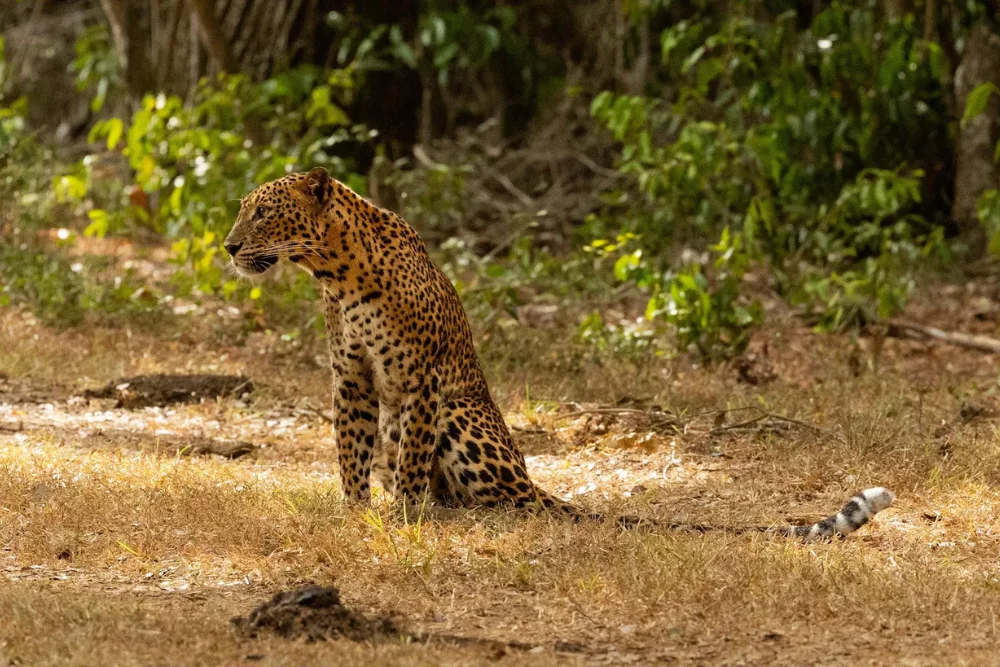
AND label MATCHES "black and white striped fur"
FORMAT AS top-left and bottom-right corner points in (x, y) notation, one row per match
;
(772, 487), (895, 542)
(610, 487), (894, 540)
